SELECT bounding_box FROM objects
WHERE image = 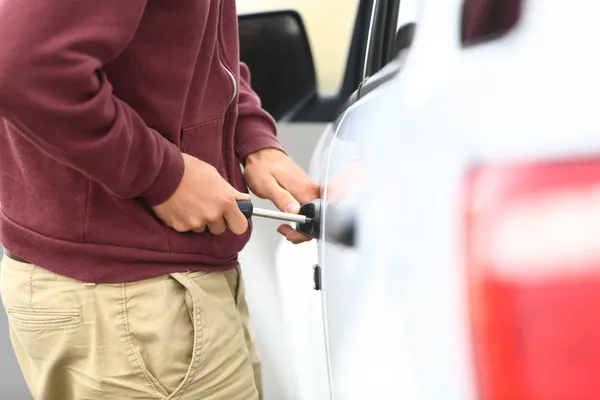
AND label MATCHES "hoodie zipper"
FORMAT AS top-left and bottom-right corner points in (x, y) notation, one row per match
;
(216, 0), (236, 182)
(220, 59), (238, 108)
(217, 0), (237, 109)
